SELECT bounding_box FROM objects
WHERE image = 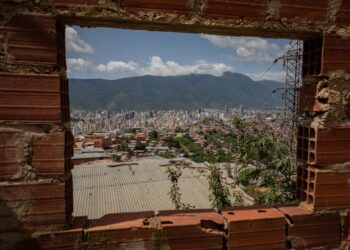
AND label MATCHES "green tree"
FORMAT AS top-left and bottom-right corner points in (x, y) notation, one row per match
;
(148, 130), (158, 140)
(232, 117), (295, 205)
(208, 165), (231, 210)
(166, 167), (195, 210)
(135, 142), (146, 151)
(117, 142), (130, 152)
(166, 137), (181, 149)
(157, 152), (176, 159)
(112, 154), (121, 162)
(232, 190), (244, 206)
